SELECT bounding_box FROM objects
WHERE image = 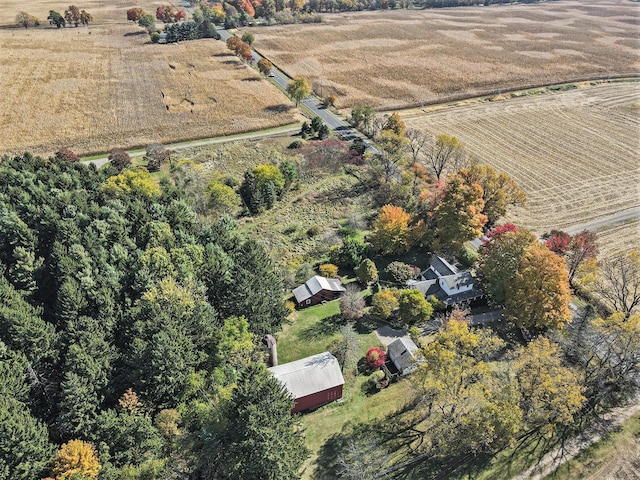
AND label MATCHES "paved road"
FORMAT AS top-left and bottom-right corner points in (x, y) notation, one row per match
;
(218, 28), (376, 151)
(83, 124), (300, 168)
